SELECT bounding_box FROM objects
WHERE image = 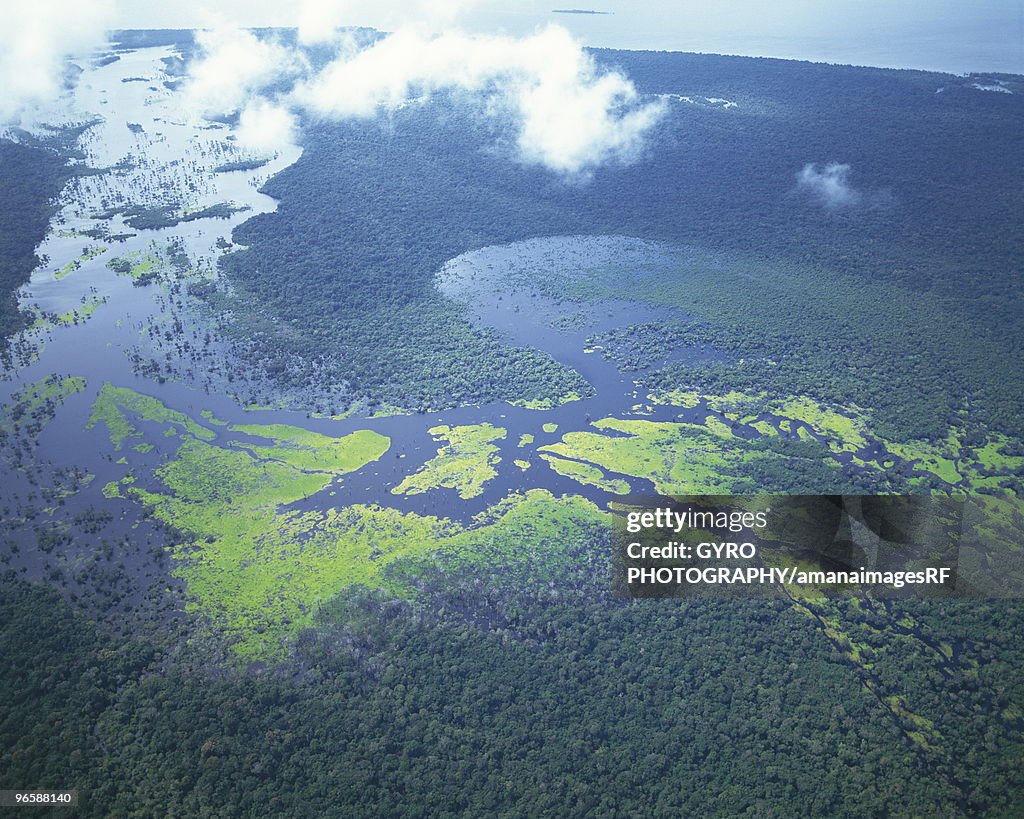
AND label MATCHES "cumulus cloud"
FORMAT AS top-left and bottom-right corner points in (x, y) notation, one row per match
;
(182, 27), (301, 116)
(294, 25), (665, 173)
(0, 0), (114, 123)
(796, 162), (861, 208)
(236, 99), (298, 152)
(182, 8), (664, 175)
